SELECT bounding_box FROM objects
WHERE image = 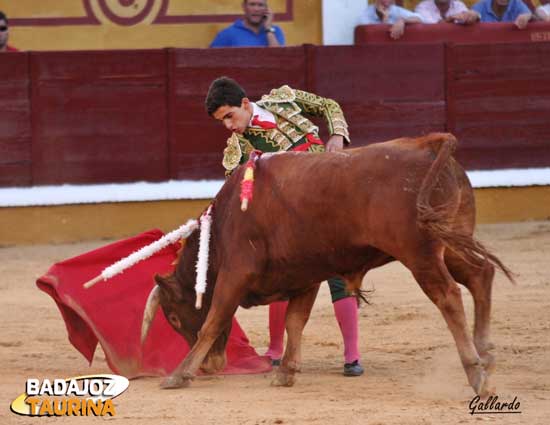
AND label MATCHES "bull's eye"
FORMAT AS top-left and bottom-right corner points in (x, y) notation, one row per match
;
(168, 312), (181, 329)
